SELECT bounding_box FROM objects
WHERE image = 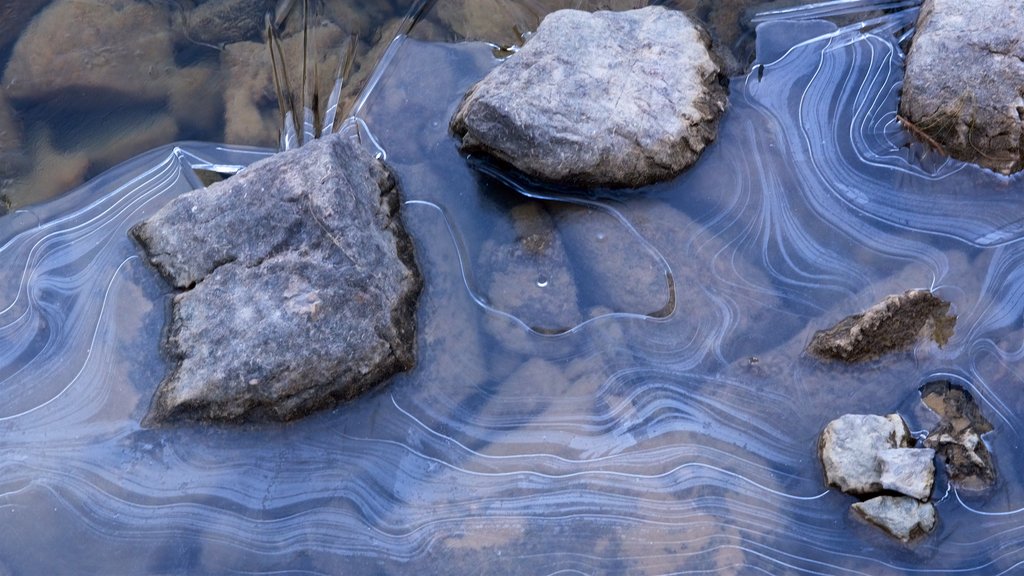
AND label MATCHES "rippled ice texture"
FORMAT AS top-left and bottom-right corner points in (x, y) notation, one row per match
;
(3, 7), (1024, 574)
